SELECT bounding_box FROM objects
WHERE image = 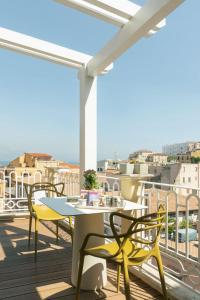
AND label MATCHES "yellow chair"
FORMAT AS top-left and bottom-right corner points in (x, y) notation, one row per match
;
(25, 182), (73, 262)
(76, 205), (167, 300)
